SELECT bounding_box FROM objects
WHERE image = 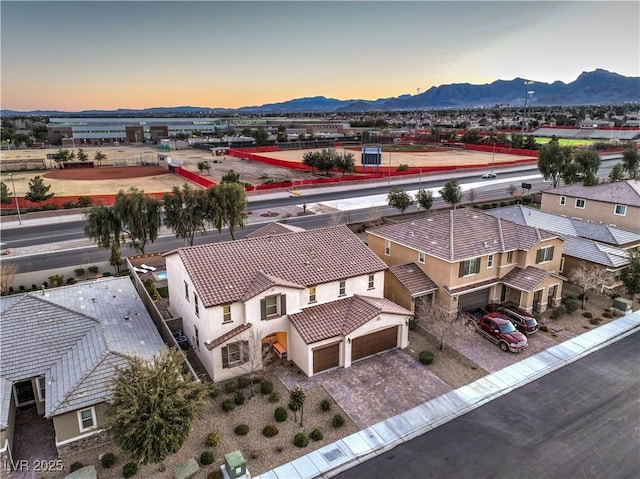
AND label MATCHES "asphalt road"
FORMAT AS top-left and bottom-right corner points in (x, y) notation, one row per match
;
(335, 331), (640, 479)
